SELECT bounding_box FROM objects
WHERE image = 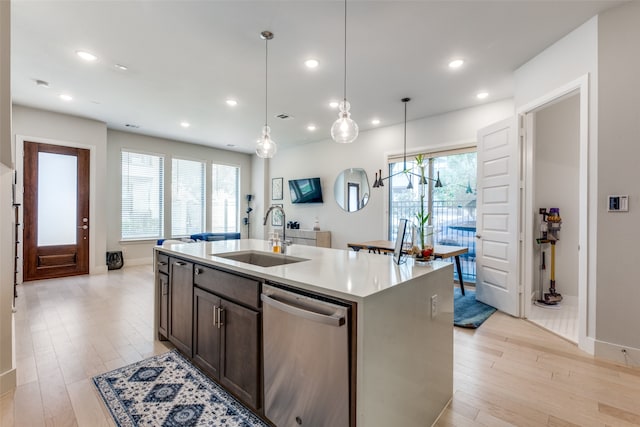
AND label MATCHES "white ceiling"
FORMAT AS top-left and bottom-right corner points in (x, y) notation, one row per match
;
(11, 0), (623, 154)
